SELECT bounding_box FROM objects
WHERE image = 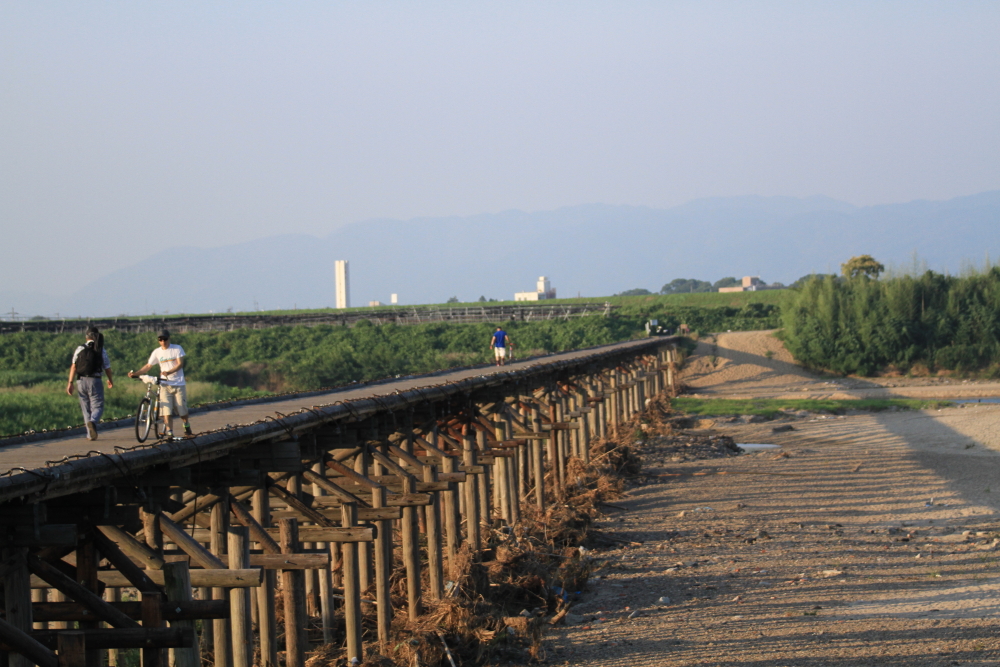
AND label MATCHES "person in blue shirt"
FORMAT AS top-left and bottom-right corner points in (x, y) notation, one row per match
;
(490, 327), (512, 366)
